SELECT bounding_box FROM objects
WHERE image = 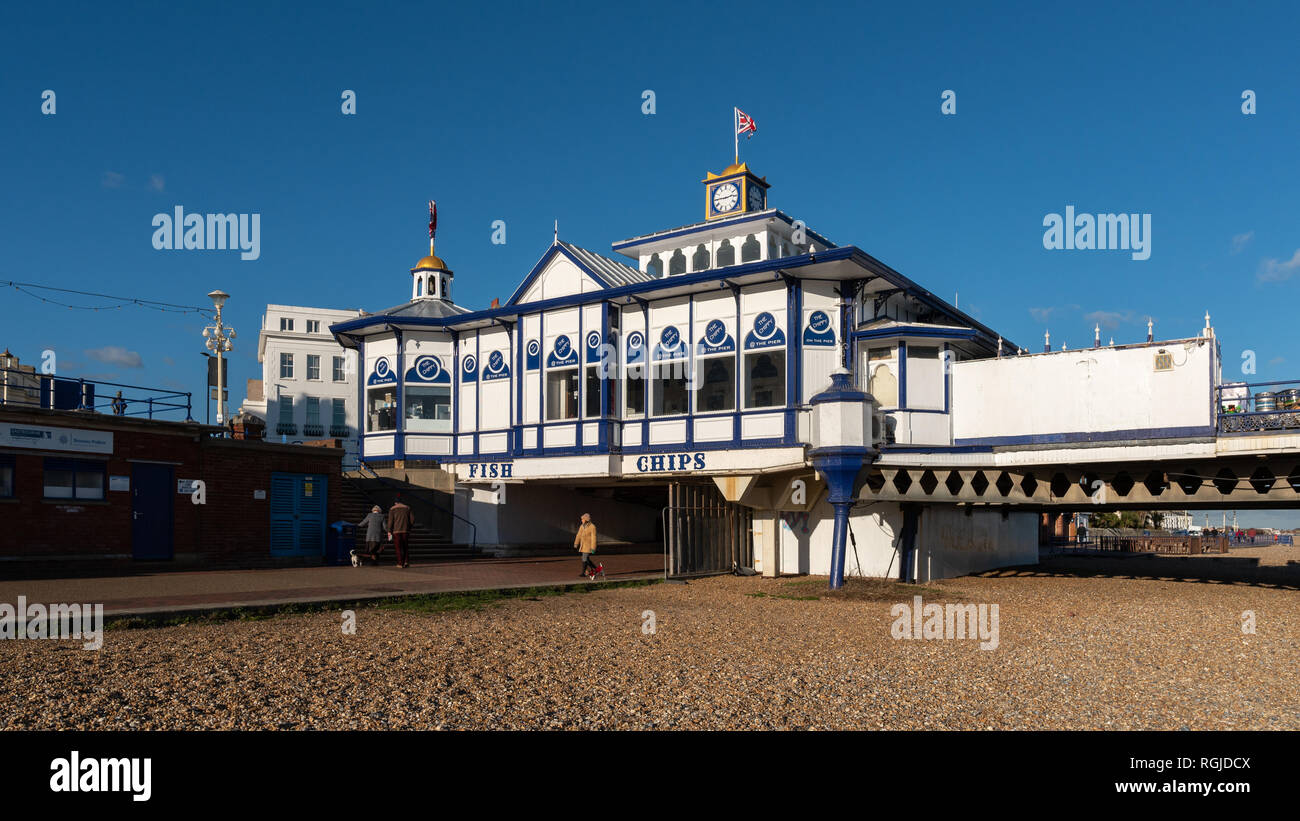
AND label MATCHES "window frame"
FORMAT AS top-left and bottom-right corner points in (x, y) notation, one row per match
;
(306, 354), (321, 381)
(42, 457), (105, 501)
(279, 352), (294, 379)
